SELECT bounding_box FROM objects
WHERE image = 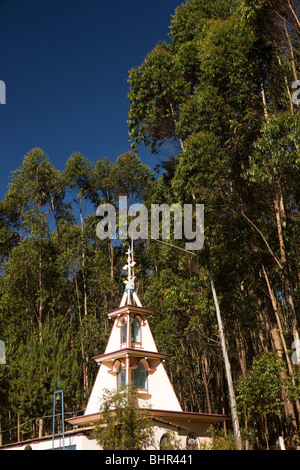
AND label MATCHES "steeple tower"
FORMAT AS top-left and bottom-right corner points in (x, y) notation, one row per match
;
(66, 245), (227, 449)
(80, 244), (182, 416)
